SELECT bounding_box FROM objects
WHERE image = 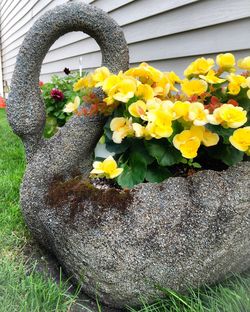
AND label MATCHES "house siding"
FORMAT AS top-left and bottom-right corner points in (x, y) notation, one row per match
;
(0, 0), (250, 87)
